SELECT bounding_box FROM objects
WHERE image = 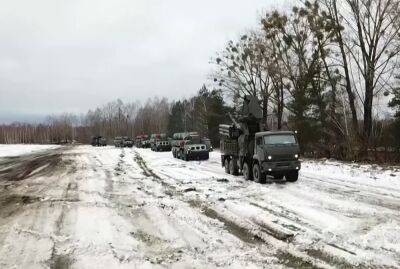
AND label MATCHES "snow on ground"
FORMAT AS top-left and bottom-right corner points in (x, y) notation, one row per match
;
(0, 144), (60, 158)
(0, 145), (399, 268)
